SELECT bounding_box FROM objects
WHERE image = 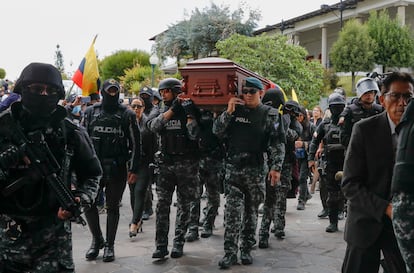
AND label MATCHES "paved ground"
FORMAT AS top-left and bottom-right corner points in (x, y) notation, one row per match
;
(72, 186), (348, 273)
